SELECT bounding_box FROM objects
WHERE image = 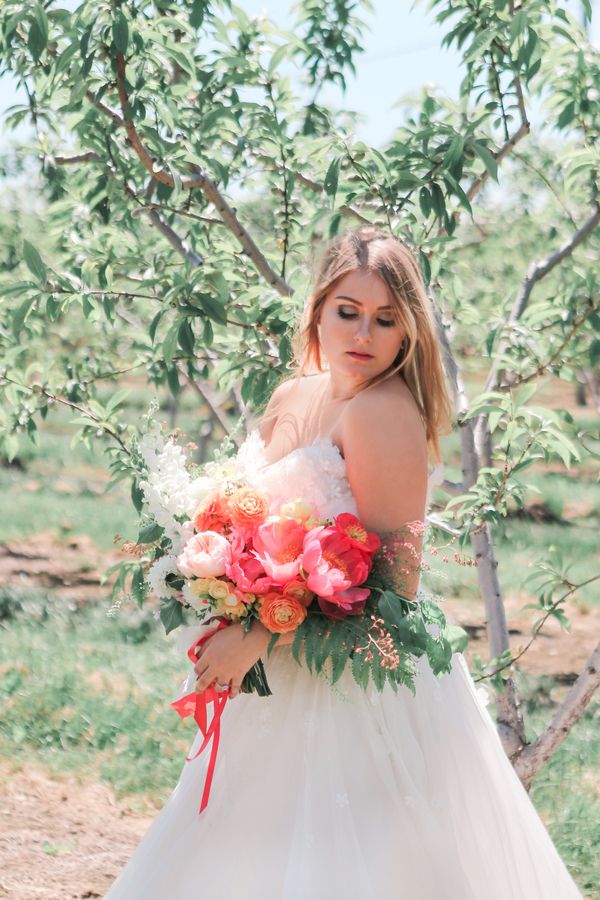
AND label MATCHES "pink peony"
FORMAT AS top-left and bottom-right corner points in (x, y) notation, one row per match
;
(176, 531), (232, 578)
(250, 518), (307, 585)
(225, 551), (274, 595)
(301, 526), (372, 616)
